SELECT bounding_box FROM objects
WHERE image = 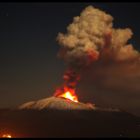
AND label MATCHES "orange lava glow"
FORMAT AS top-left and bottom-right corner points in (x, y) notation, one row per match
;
(2, 134), (12, 138)
(58, 91), (78, 102)
(55, 87), (79, 103)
